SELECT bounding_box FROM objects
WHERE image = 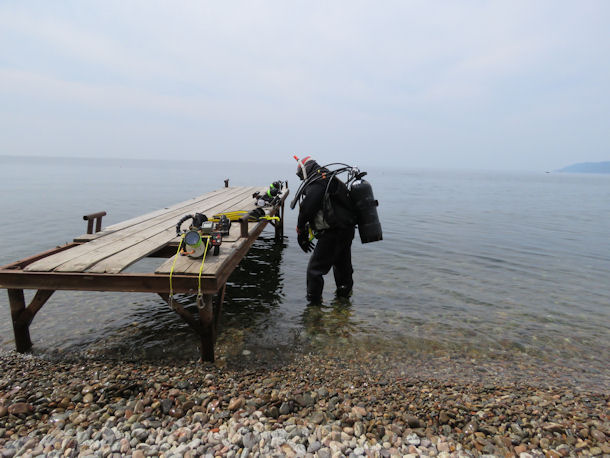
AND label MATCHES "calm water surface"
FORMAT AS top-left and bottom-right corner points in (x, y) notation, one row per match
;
(0, 156), (608, 387)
